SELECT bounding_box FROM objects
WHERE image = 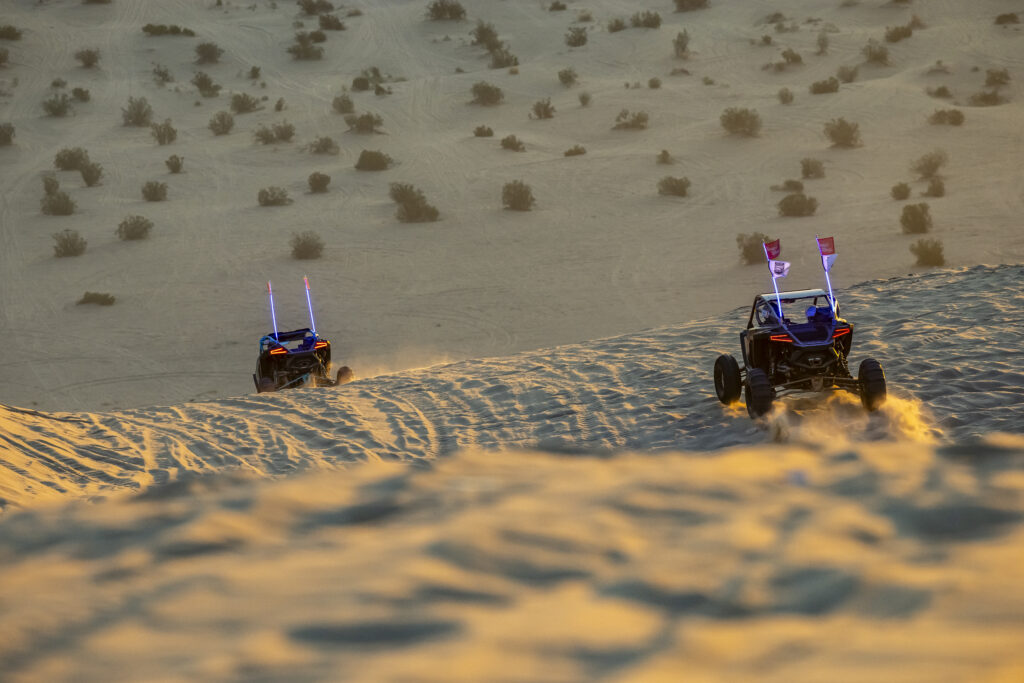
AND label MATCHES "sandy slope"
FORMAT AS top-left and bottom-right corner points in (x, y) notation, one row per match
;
(0, 0), (1022, 411)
